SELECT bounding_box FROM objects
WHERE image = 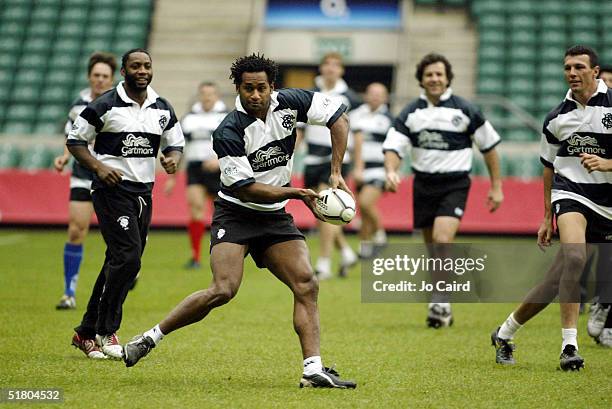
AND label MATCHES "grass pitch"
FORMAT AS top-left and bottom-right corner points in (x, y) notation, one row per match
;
(0, 229), (610, 408)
